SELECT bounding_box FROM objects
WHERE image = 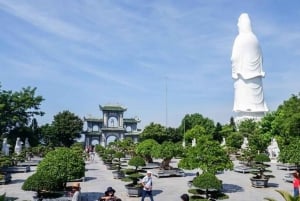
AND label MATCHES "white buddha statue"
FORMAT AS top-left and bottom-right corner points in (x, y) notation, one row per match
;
(231, 13), (268, 122)
(14, 137), (23, 155)
(2, 138), (10, 156)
